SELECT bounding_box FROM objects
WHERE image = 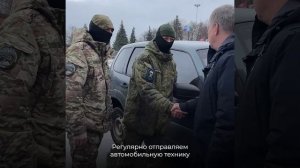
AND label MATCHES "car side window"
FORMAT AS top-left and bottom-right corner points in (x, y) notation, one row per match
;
(113, 47), (132, 74)
(197, 49), (209, 66)
(171, 50), (200, 129)
(171, 50), (198, 84)
(126, 47), (144, 77)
